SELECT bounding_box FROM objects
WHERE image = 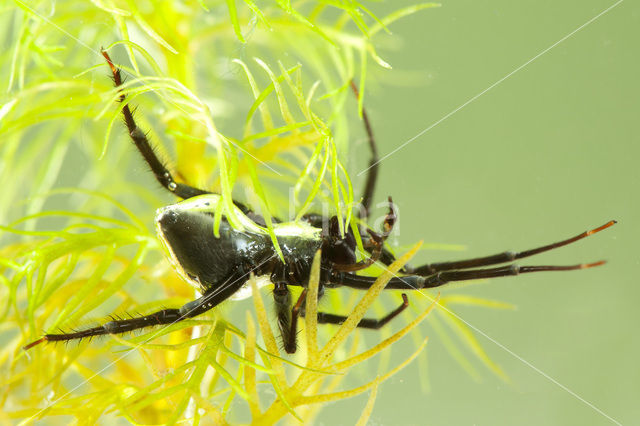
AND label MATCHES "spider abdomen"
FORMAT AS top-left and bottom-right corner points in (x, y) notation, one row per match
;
(156, 198), (271, 291)
(155, 194), (323, 293)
